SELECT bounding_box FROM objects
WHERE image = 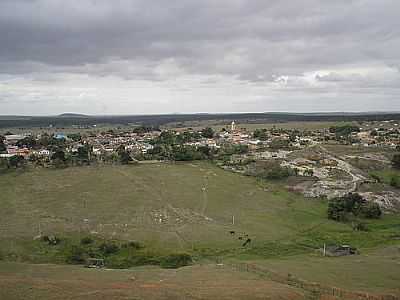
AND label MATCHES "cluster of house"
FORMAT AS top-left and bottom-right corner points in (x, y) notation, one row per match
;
(0, 134), (34, 158)
(1, 120), (399, 161)
(183, 121), (317, 151)
(84, 132), (157, 156)
(0, 131), (159, 160)
(356, 120), (400, 148)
